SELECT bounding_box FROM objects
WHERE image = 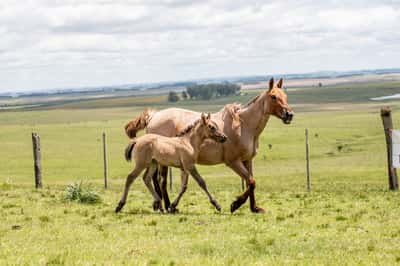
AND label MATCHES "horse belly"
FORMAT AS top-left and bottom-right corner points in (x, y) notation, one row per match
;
(152, 142), (181, 168)
(197, 140), (224, 165)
